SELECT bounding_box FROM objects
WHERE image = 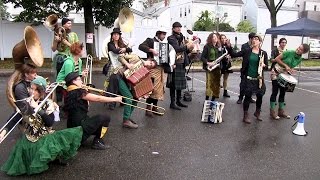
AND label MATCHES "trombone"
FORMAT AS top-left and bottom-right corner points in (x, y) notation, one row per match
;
(0, 82), (63, 144)
(83, 54), (95, 88)
(81, 85), (166, 115)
